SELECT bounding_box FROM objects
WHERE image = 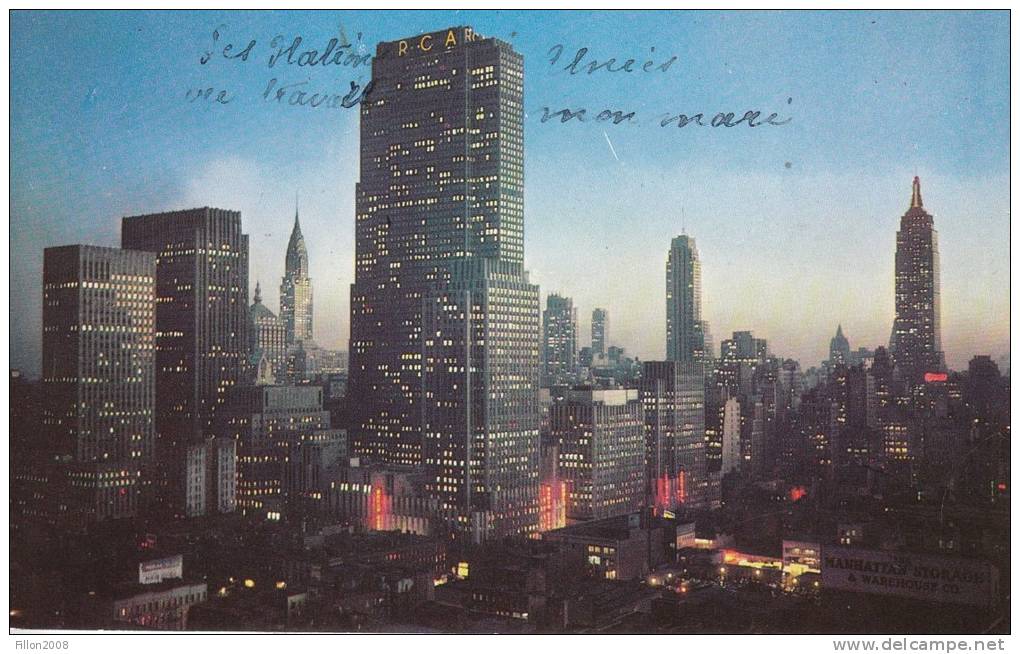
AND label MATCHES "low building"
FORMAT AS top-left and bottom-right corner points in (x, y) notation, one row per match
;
(782, 540), (822, 577)
(543, 513), (670, 581)
(96, 580), (208, 630)
(328, 460), (451, 535)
